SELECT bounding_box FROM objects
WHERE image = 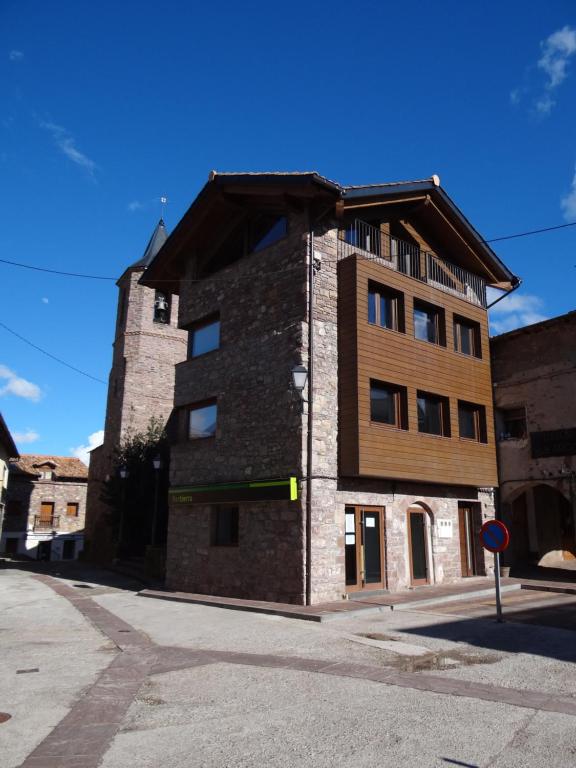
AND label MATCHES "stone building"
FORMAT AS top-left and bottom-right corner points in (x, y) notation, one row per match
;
(85, 220), (187, 562)
(491, 311), (576, 568)
(0, 413), (19, 532)
(1, 455), (87, 560)
(141, 171), (518, 604)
